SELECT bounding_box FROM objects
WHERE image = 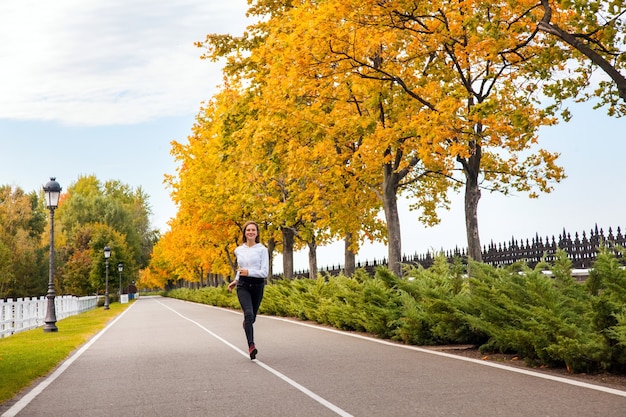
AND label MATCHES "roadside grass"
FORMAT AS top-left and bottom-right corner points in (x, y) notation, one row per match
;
(0, 302), (131, 405)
